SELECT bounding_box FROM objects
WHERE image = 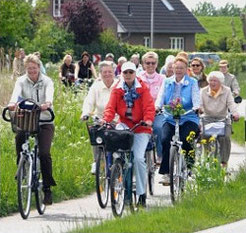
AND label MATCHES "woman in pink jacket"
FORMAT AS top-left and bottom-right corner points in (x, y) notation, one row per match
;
(103, 62), (155, 207)
(139, 51), (165, 164)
